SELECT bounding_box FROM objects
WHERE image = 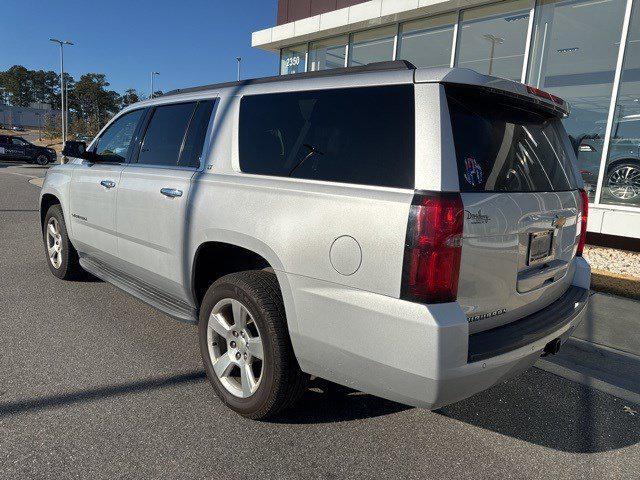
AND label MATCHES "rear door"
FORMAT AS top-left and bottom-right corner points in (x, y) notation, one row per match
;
(115, 99), (215, 301)
(68, 108), (146, 261)
(445, 85), (582, 333)
(0, 136), (8, 158)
